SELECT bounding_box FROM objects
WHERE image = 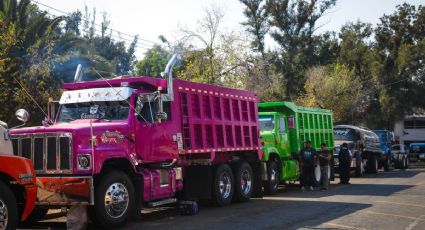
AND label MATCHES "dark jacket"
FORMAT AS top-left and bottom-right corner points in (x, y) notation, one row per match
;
(338, 147), (352, 165)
